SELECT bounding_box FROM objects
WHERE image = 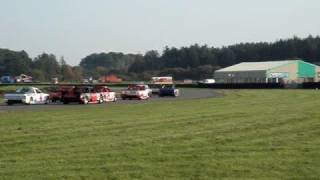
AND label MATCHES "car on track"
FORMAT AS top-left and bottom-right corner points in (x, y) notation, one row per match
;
(93, 86), (117, 102)
(61, 86), (104, 104)
(49, 89), (61, 103)
(4, 87), (50, 105)
(121, 84), (151, 100)
(48, 86), (69, 103)
(159, 84), (180, 97)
